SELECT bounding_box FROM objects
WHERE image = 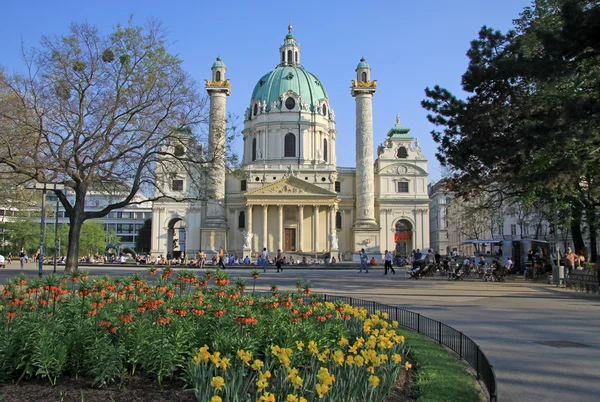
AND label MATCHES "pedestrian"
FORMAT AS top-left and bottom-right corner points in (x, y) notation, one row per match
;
(359, 248), (369, 273)
(276, 249), (283, 273)
(262, 247), (268, 273)
(564, 247), (575, 279)
(384, 249), (395, 275)
(7, 252), (12, 264)
(218, 247), (226, 270)
(19, 247), (26, 270)
(198, 250), (205, 269)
